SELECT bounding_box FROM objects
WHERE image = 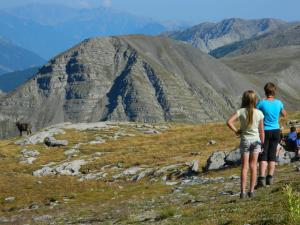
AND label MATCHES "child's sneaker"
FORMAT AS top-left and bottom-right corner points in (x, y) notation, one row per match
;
(255, 176), (266, 189)
(266, 175), (273, 185)
(240, 192), (247, 199)
(248, 192), (255, 198)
